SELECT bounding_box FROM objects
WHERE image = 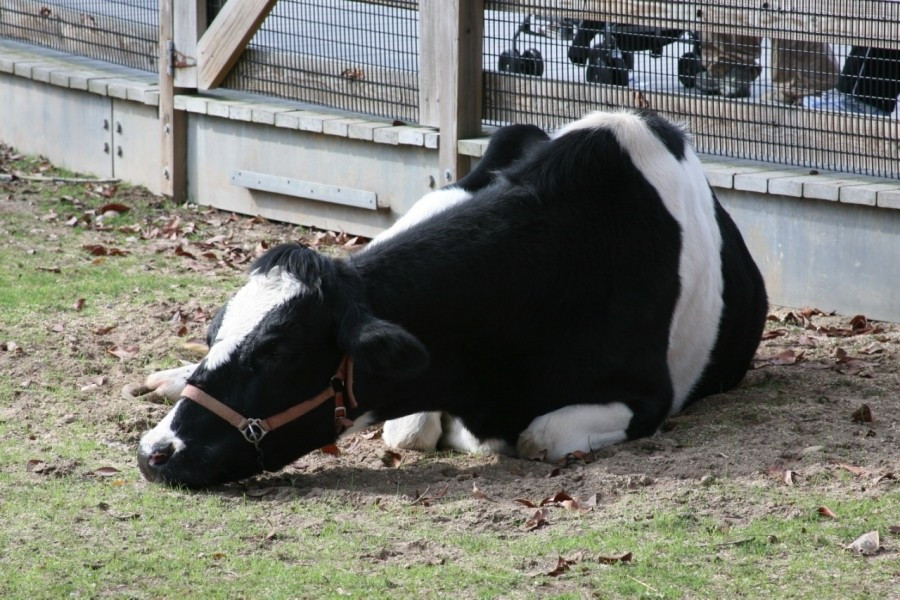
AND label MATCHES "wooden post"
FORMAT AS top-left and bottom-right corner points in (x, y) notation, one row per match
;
(419, 0), (484, 184)
(158, 0), (199, 201)
(173, 1), (206, 89)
